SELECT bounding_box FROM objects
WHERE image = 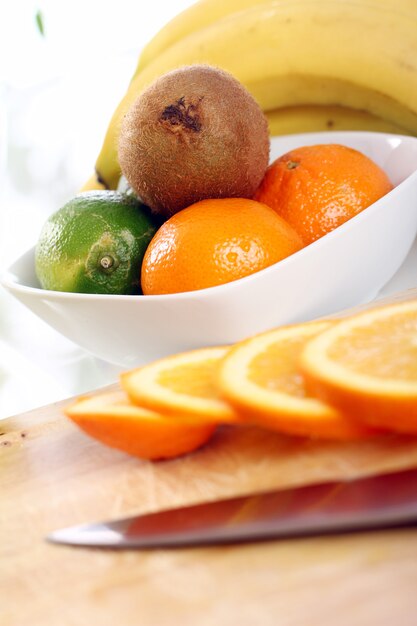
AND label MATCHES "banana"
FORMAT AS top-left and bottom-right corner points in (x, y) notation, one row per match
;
(95, 1), (417, 189)
(79, 173), (106, 192)
(135, 0), (269, 75)
(135, 0), (417, 76)
(266, 105), (409, 137)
